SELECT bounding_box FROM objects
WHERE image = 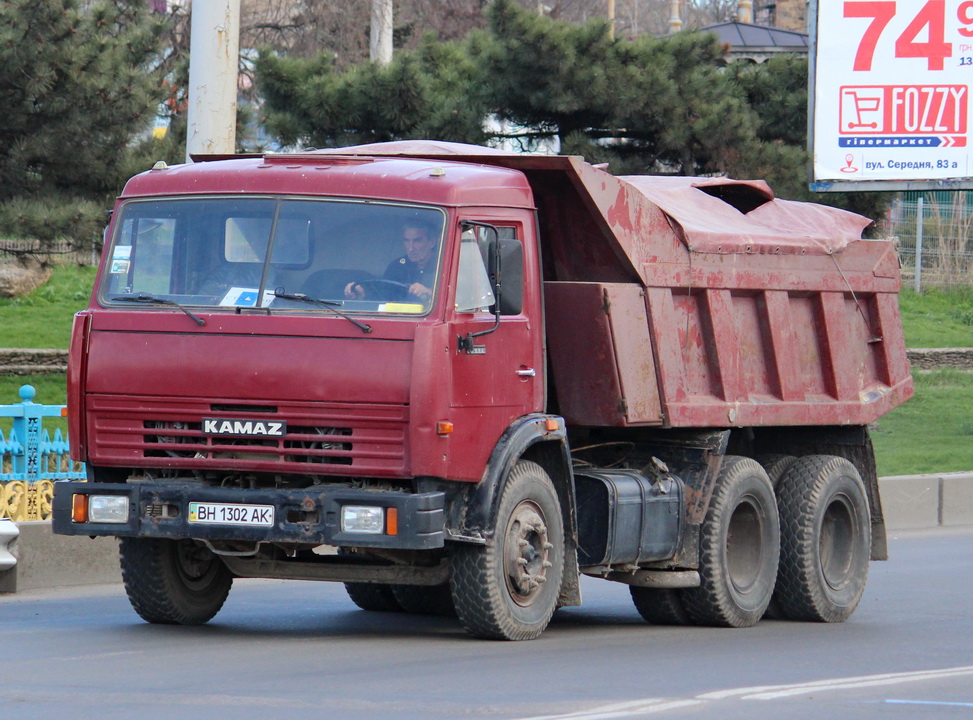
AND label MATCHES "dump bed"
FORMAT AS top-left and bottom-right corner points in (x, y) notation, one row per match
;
(313, 141), (914, 429)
